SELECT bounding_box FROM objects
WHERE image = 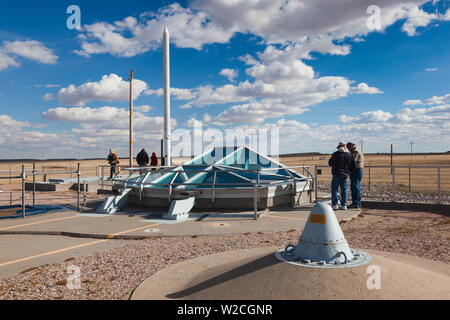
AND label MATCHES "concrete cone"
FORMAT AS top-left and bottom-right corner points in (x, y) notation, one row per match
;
(292, 202), (354, 264)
